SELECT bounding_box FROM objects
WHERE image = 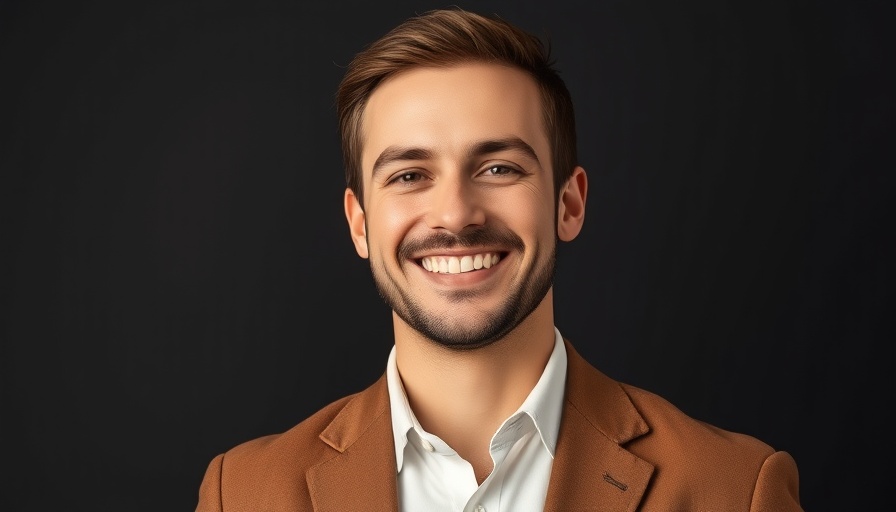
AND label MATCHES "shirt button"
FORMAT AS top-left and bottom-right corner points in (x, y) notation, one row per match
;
(475, 506), (486, 512)
(420, 439), (434, 452)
